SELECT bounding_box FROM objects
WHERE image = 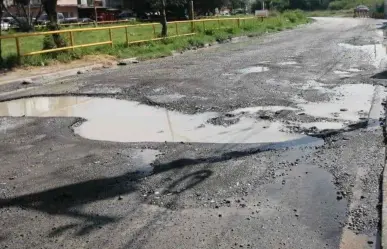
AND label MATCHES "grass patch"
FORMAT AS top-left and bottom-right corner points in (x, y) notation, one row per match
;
(0, 11), (310, 69)
(306, 9), (354, 17)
